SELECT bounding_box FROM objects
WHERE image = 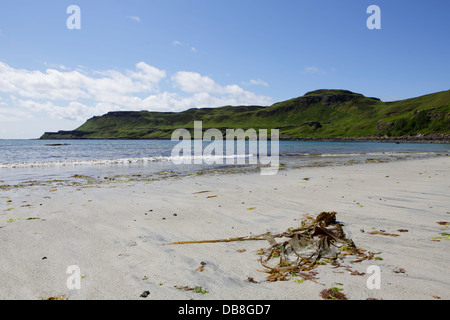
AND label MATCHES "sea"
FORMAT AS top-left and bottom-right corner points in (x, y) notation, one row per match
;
(0, 139), (449, 186)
